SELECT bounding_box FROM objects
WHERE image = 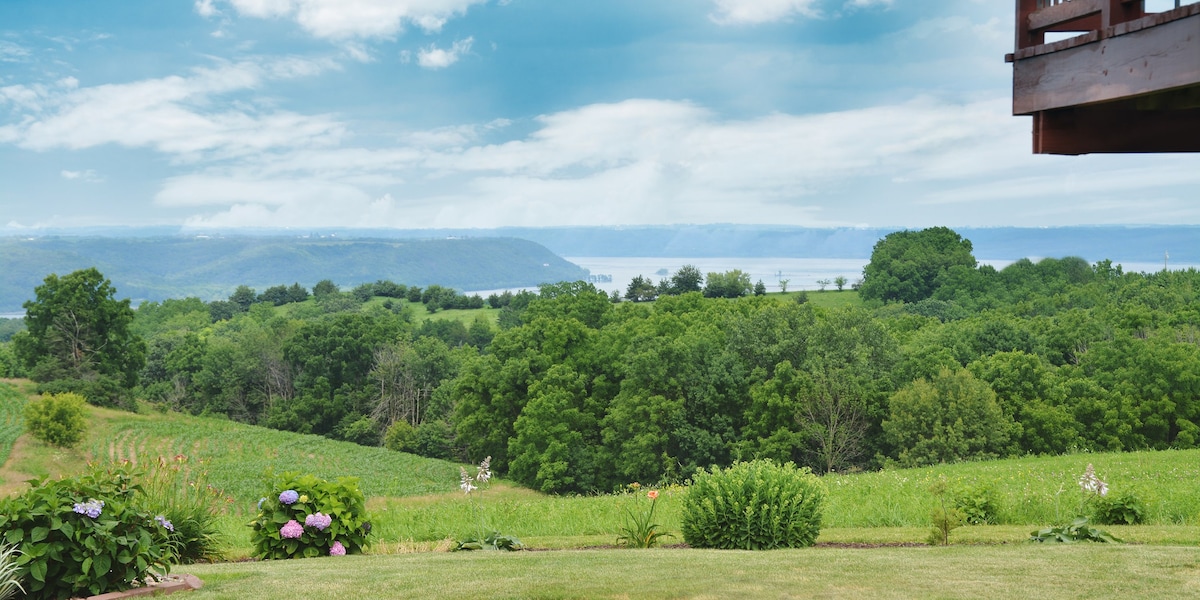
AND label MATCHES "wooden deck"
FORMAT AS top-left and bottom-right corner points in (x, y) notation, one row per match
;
(1008, 0), (1200, 154)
